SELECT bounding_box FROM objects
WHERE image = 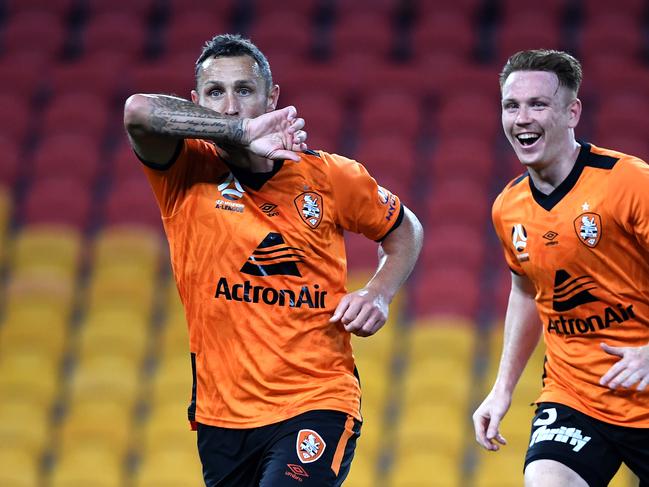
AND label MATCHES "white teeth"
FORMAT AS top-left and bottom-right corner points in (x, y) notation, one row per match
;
(517, 133), (539, 140)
